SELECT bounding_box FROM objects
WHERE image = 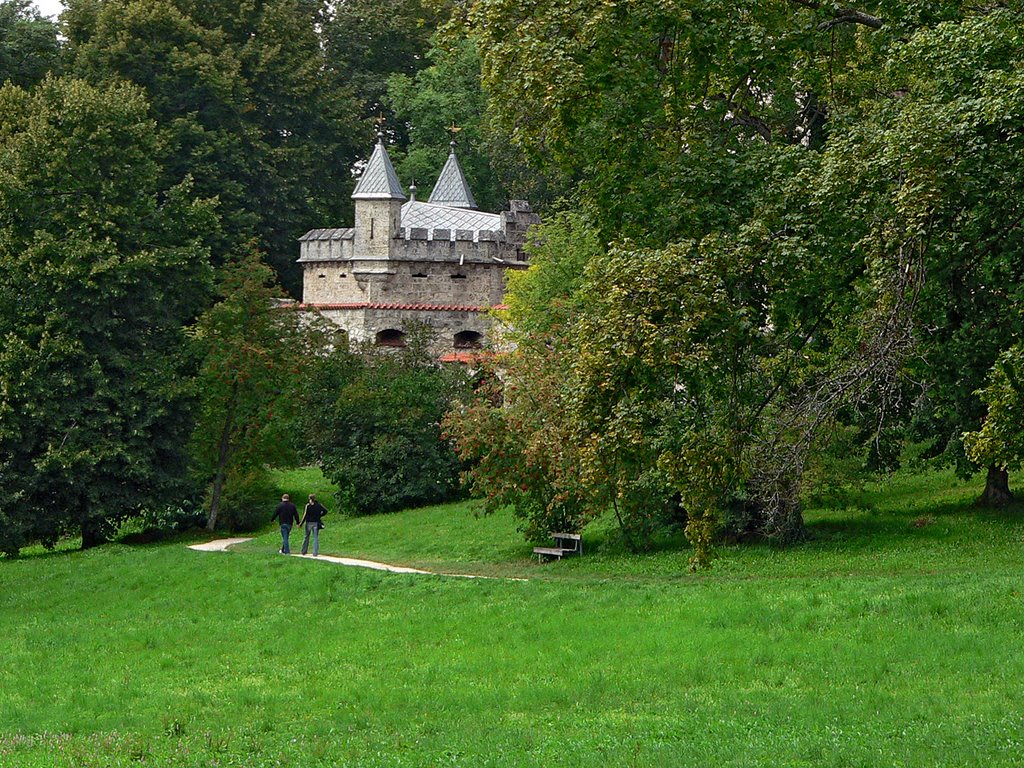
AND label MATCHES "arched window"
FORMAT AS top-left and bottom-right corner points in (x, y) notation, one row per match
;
(454, 331), (483, 349)
(375, 329), (406, 347)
